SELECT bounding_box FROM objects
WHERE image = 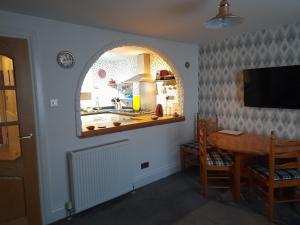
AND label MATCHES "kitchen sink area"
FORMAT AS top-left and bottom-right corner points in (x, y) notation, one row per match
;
(81, 112), (135, 127)
(81, 107), (153, 128)
(81, 107), (152, 117)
